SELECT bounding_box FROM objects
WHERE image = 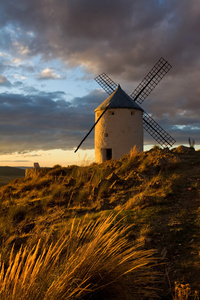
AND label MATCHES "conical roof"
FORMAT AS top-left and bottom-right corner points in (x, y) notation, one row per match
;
(95, 85), (143, 112)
